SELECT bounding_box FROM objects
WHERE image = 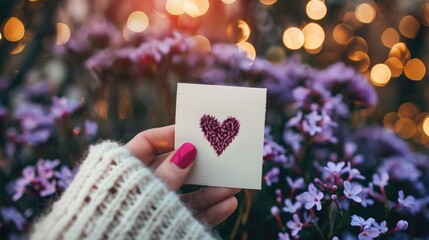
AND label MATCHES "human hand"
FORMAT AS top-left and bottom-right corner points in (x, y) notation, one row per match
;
(125, 125), (240, 227)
